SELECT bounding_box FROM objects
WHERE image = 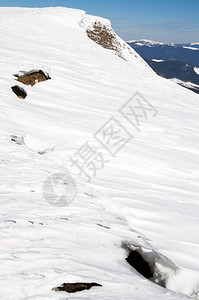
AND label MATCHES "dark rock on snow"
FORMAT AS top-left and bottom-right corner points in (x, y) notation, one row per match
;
(53, 282), (102, 293)
(14, 69), (51, 86)
(10, 135), (25, 145)
(11, 85), (27, 99)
